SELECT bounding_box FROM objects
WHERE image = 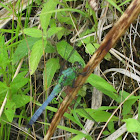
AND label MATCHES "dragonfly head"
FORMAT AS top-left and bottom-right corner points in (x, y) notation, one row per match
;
(73, 61), (84, 72)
